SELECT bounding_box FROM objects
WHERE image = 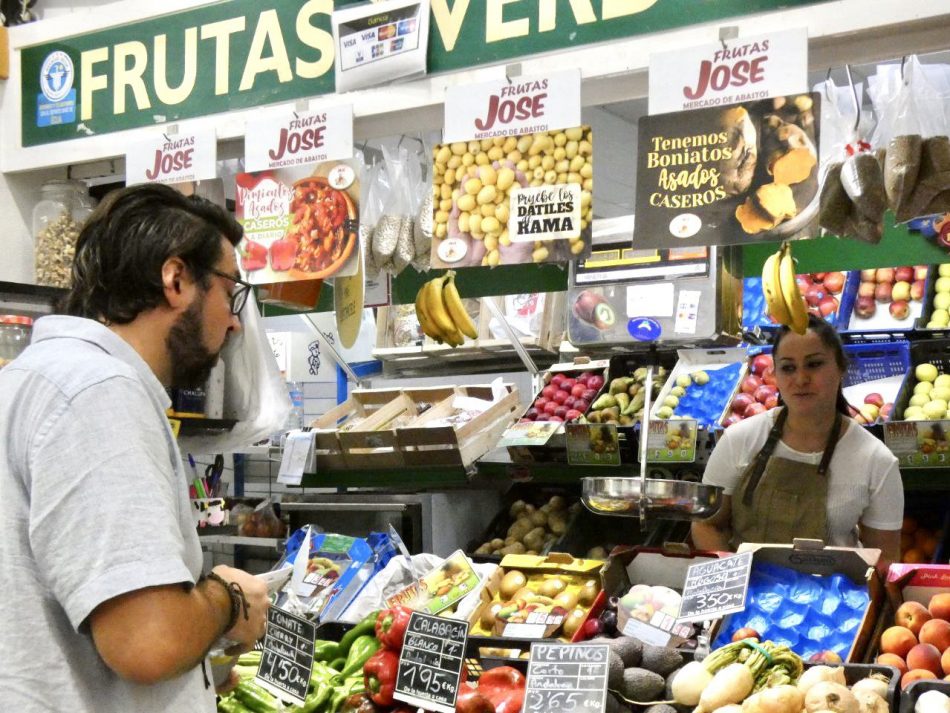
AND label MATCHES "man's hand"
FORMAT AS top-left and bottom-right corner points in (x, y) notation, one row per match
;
(211, 565), (270, 647)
